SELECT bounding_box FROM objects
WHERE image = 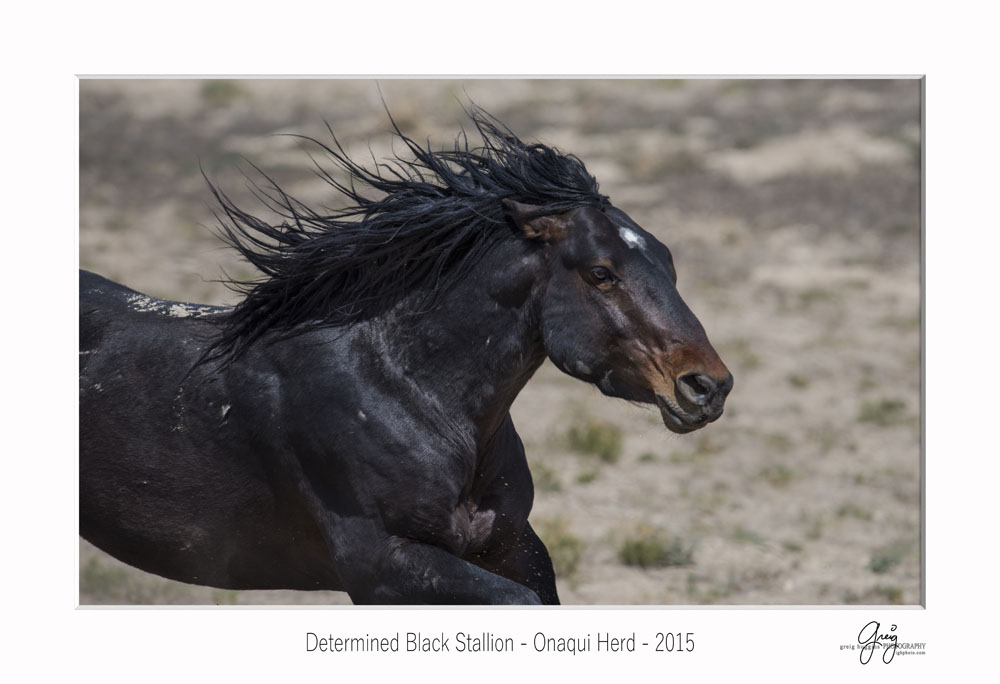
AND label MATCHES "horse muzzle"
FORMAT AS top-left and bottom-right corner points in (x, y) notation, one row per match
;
(656, 371), (733, 434)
